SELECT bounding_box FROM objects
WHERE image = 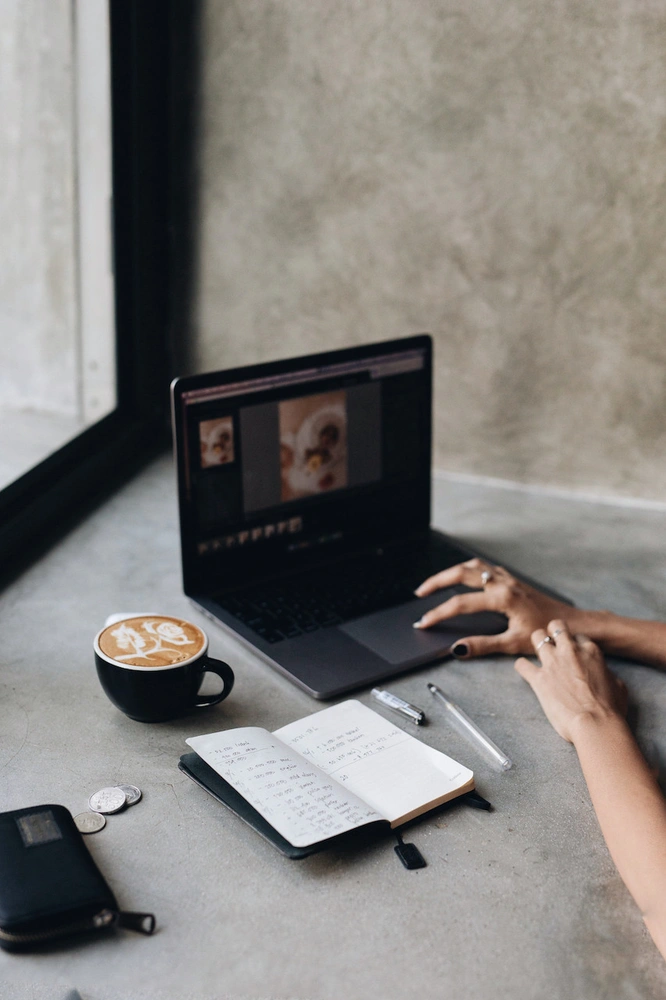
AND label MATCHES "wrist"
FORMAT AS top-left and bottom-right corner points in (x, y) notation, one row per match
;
(563, 608), (615, 645)
(565, 608), (662, 664)
(569, 707), (629, 749)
